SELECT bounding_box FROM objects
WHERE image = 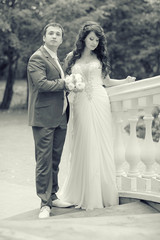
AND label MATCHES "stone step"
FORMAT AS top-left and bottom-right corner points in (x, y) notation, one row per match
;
(7, 200), (158, 221)
(1, 201), (160, 240)
(1, 212), (160, 240)
(53, 200), (158, 219)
